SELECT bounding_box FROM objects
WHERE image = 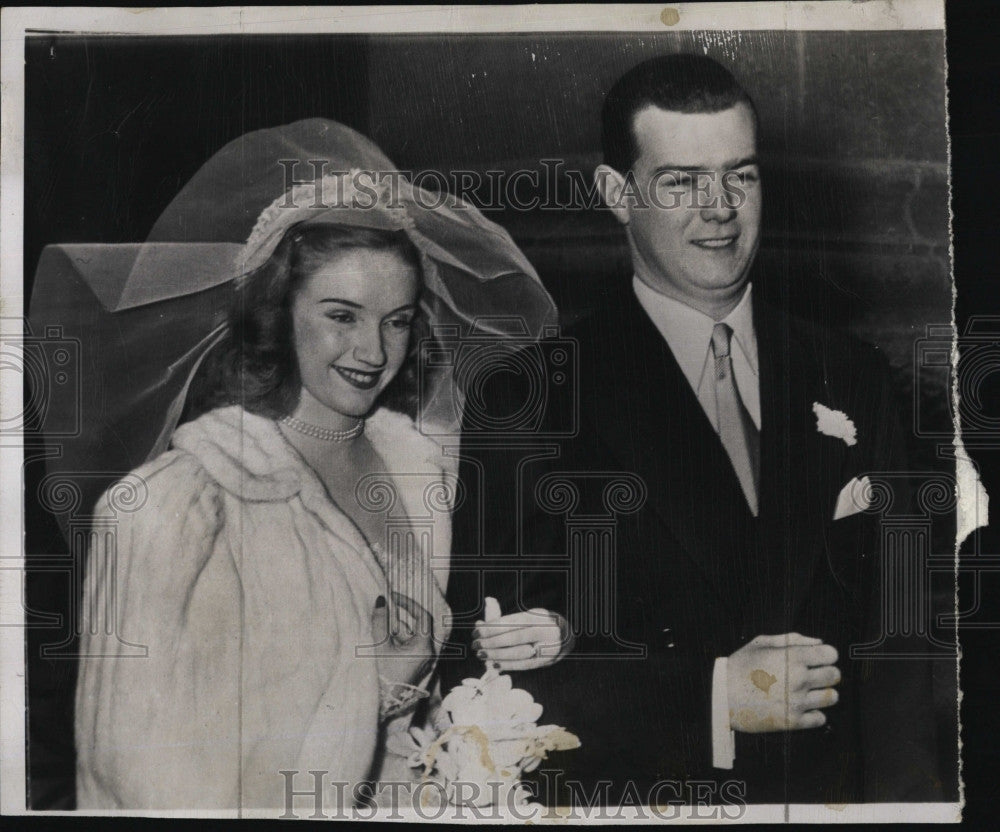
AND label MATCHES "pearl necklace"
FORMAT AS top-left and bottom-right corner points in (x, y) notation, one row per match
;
(279, 414), (364, 442)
